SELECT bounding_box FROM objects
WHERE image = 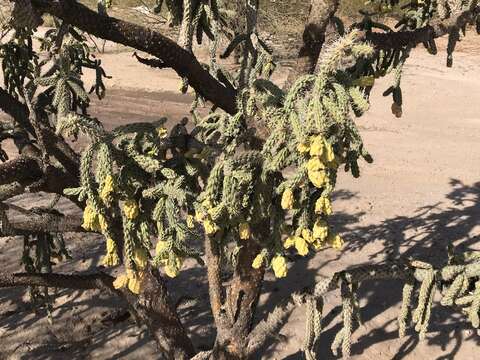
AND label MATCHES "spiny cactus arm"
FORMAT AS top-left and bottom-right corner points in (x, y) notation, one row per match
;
(23, 0), (238, 114)
(246, 262), (412, 355)
(365, 4), (480, 51)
